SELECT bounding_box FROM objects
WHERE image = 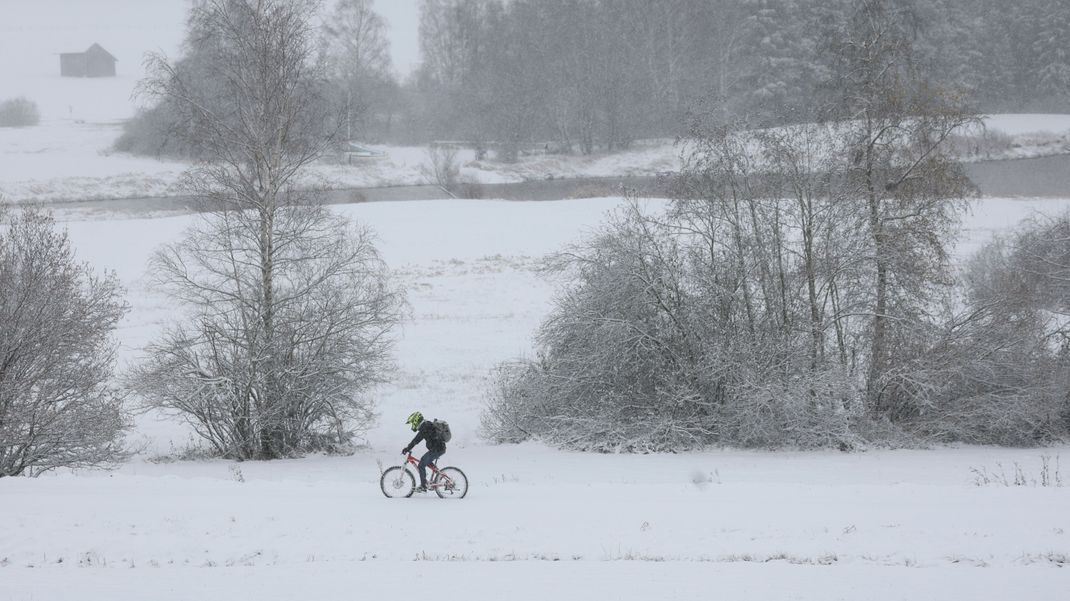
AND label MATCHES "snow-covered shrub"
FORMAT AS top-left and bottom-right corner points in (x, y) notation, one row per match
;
(719, 367), (862, 450)
(114, 103), (196, 158)
(0, 97), (39, 127)
(482, 199), (866, 451)
(0, 208), (128, 476)
(420, 144), (461, 190)
(943, 128), (1014, 161)
(910, 216), (1070, 445)
(482, 204), (714, 451)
